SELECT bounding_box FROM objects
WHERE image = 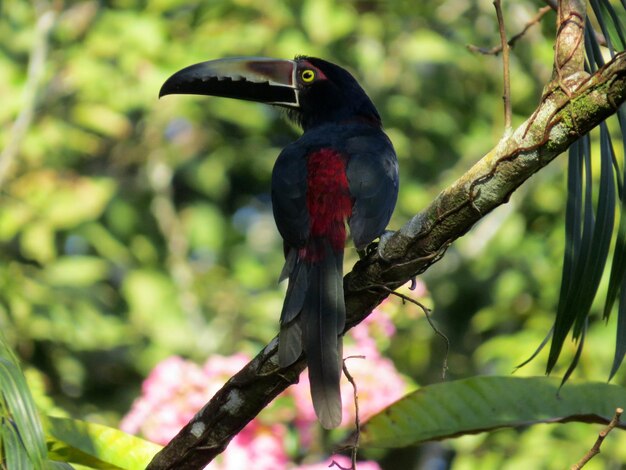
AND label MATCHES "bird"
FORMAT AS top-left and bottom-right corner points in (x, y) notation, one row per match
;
(160, 56), (399, 429)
